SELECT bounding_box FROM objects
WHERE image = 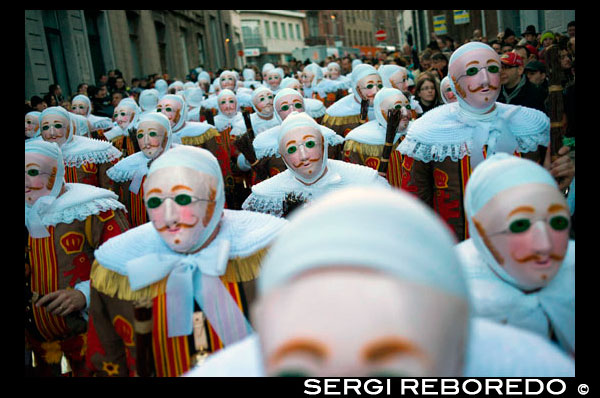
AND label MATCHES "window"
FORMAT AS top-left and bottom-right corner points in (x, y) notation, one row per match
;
(273, 21), (278, 39)
(42, 10), (71, 92)
(84, 11), (106, 83)
(126, 11), (142, 79)
(180, 28), (189, 73)
(264, 20), (271, 38)
(296, 24), (302, 40)
(289, 23), (294, 39)
(281, 22), (286, 39)
(197, 34), (206, 67)
(210, 16), (222, 68)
